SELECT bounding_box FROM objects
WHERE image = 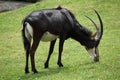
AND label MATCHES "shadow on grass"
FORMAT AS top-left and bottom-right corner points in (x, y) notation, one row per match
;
(79, 61), (100, 65)
(20, 67), (69, 79)
(19, 61), (98, 79)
